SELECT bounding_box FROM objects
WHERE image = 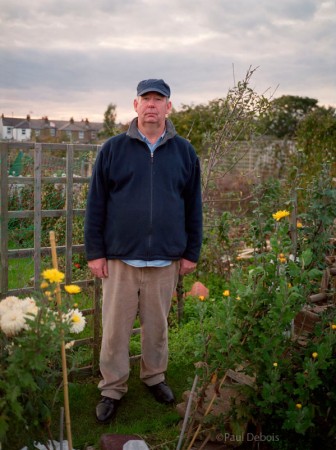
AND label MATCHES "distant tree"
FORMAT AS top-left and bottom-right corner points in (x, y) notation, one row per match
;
(296, 106), (336, 171)
(170, 91), (267, 156)
(170, 102), (217, 153)
(259, 95), (319, 138)
(100, 103), (118, 138)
